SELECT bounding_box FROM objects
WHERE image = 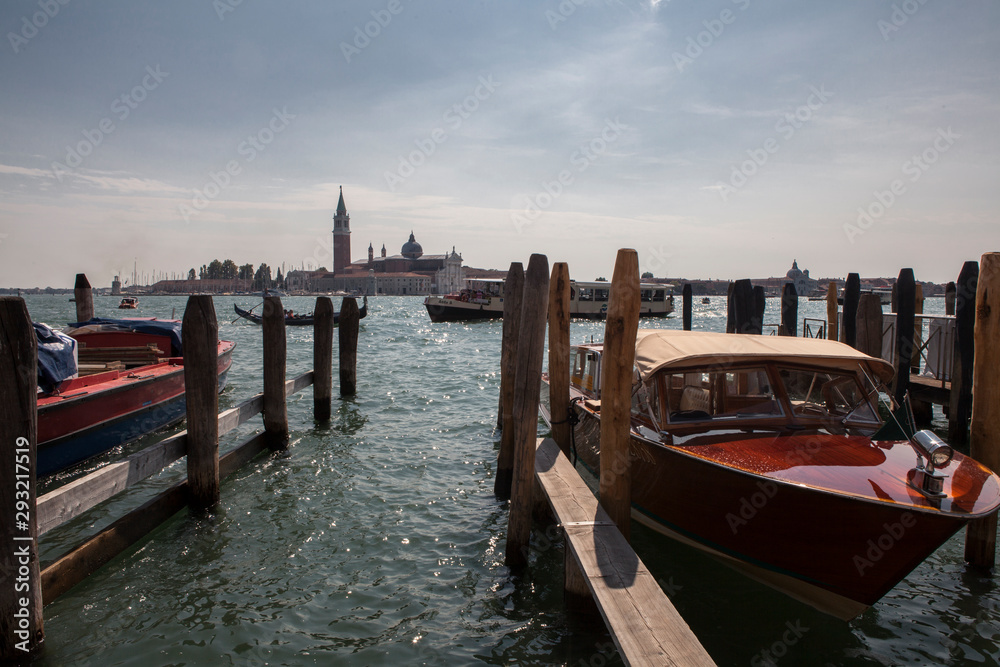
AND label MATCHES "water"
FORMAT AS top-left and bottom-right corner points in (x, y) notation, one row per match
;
(20, 294), (1000, 665)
